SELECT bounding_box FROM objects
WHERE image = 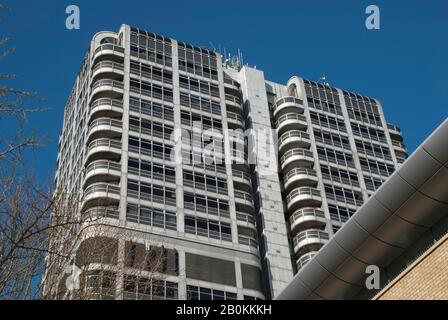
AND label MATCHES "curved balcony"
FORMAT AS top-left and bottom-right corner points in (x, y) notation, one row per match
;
(224, 77), (242, 98)
(231, 149), (249, 171)
(236, 212), (257, 230)
(227, 112), (245, 130)
(275, 113), (307, 136)
(232, 169), (252, 193)
(392, 140), (407, 154)
(93, 43), (125, 62)
(280, 148), (315, 173)
(90, 79), (124, 101)
(230, 132), (245, 149)
(82, 206), (120, 220)
(286, 187), (322, 212)
(234, 190), (255, 213)
(296, 251), (318, 271)
(387, 123), (403, 141)
(84, 160), (121, 187)
(278, 131), (311, 155)
(238, 235), (258, 250)
(82, 183), (120, 211)
(273, 96), (304, 118)
(89, 98), (123, 123)
(87, 118), (122, 142)
(86, 138), (122, 163)
(284, 168), (318, 191)
(225, 94), (244, 114)
(293, 229), (329, 256)
(289, 208), (326, 235)
(92, 61), (124, 81)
